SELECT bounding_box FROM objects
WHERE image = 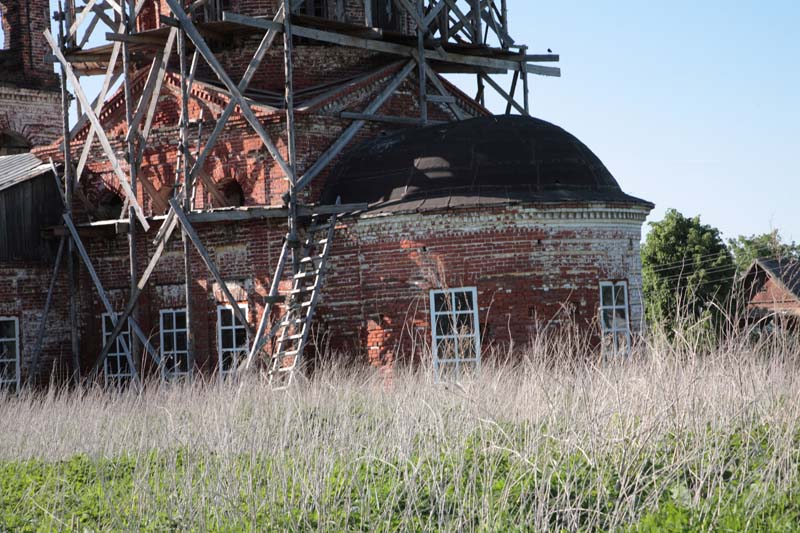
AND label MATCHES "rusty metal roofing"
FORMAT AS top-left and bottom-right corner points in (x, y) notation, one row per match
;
(756, 258), (800, 300)
(0, 153), (52, 193)
(323, 115), (654, 214)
